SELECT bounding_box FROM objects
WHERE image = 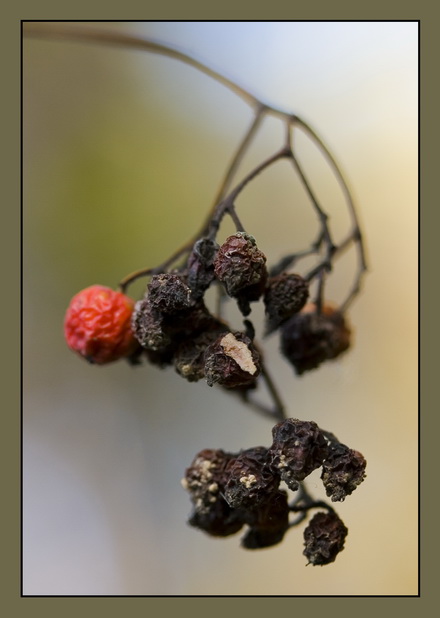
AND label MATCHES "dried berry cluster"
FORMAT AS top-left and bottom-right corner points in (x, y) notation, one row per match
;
(54, 25), (369, 582)
(127, 232), (351, 388)
(182, 418), (366, 565)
